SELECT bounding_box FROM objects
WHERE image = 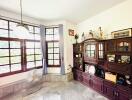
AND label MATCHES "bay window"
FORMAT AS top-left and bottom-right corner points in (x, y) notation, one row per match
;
(46, 27), (60, 67)
(0, 18), (42, 77)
